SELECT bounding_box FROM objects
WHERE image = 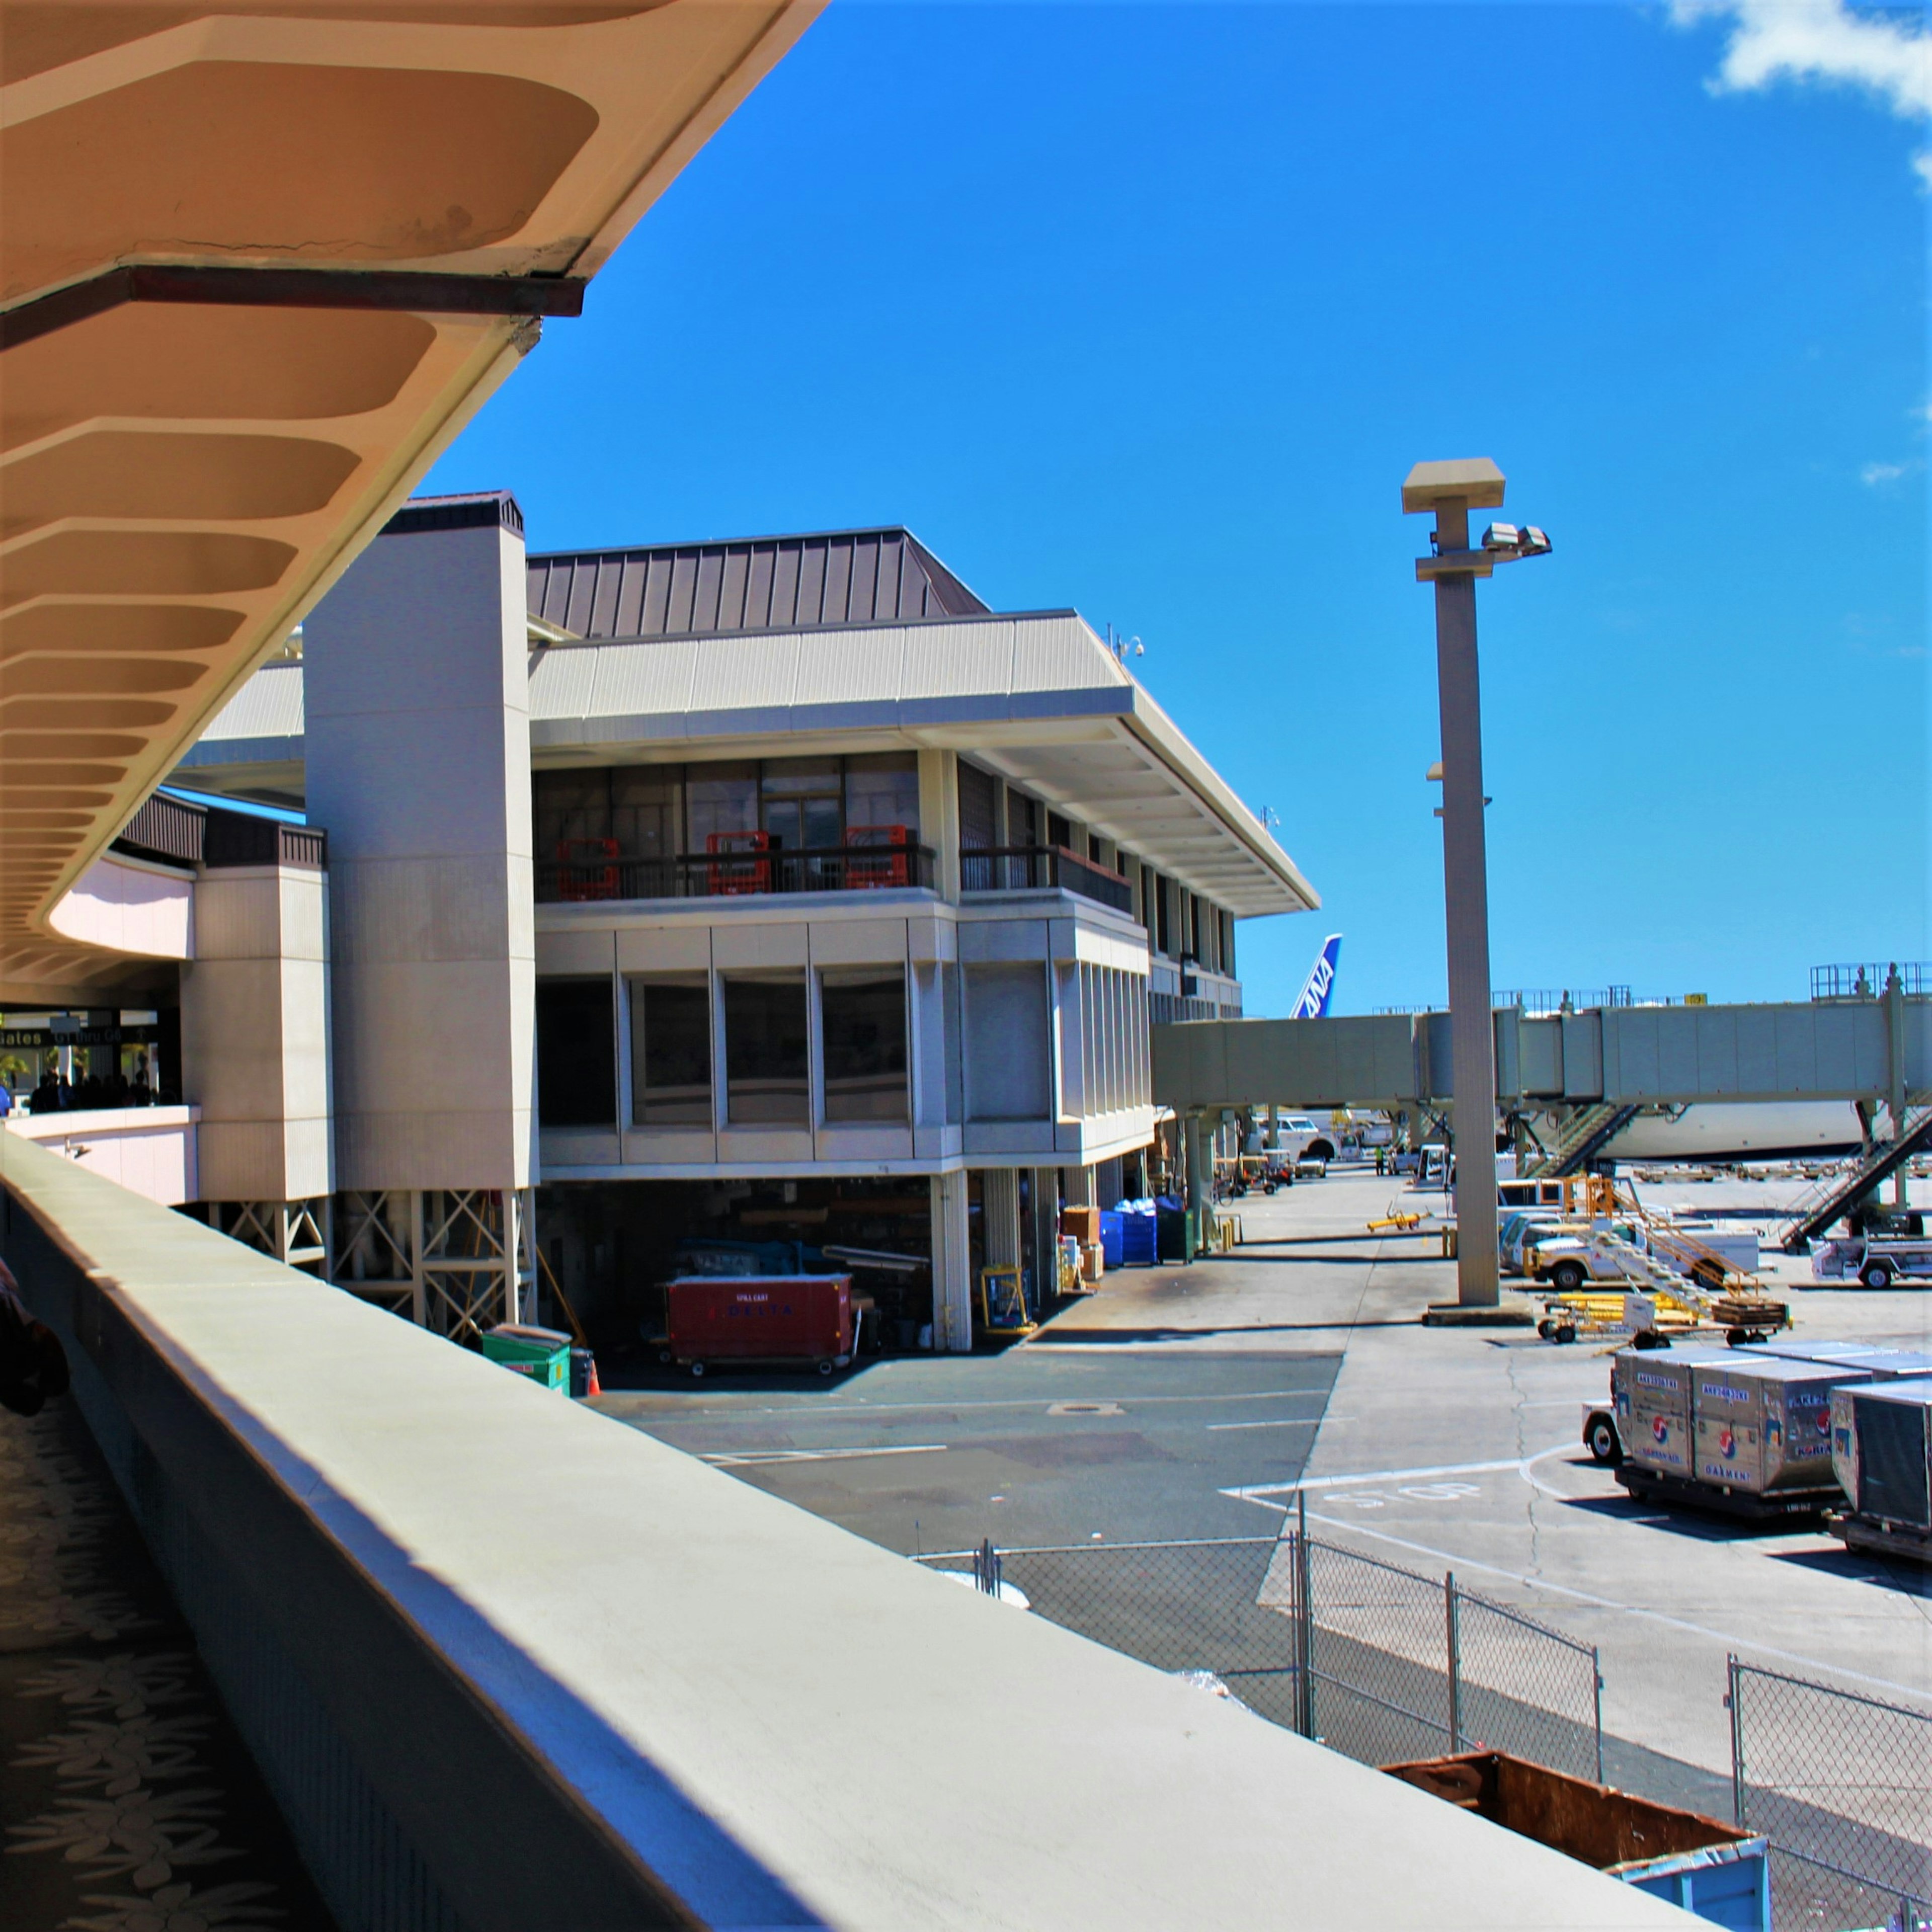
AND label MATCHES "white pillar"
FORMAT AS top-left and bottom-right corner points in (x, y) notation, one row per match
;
(930, 1169), (973, 1351)
(919, 749), (961, 904)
